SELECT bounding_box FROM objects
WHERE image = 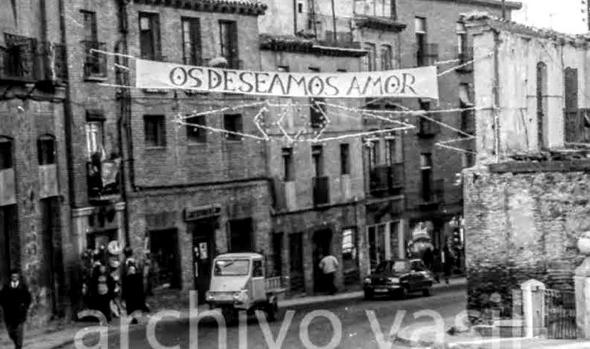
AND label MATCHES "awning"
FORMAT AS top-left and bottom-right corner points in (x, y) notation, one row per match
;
(459, 84), (473, 106)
